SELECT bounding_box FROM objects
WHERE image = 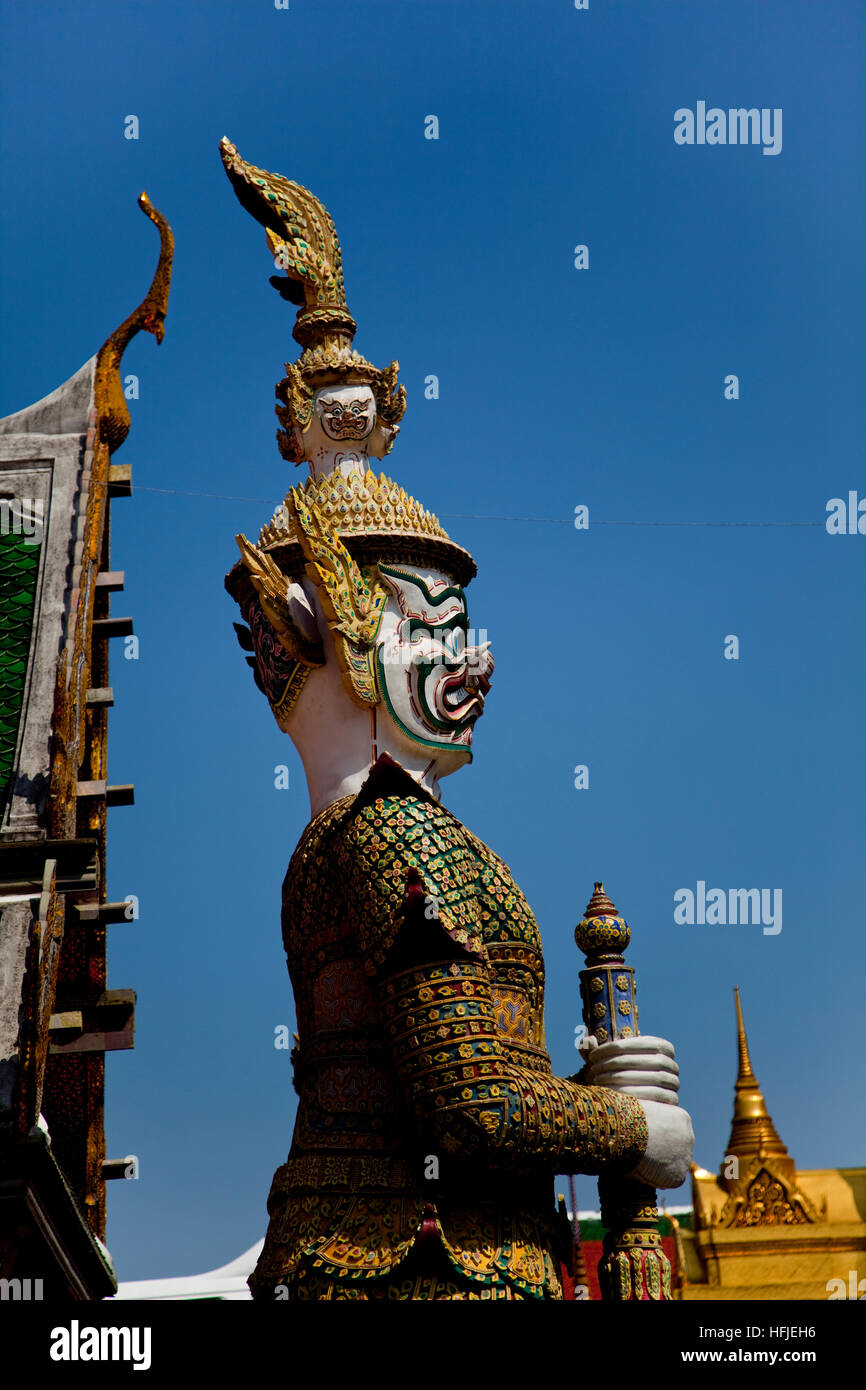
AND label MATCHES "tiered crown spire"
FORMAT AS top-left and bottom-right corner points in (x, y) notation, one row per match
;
(219, 138), (406, 466)
(221, 141), (476, 596)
